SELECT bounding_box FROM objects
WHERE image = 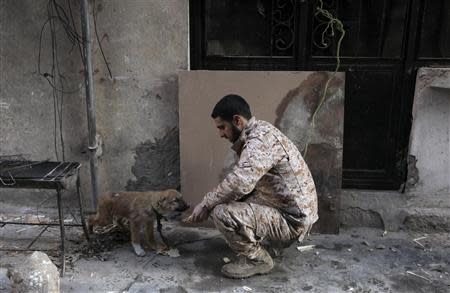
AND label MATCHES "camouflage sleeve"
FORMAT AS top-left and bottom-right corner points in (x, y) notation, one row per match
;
(201, 136), (280, 210)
